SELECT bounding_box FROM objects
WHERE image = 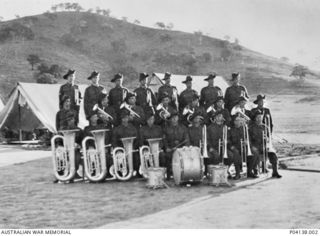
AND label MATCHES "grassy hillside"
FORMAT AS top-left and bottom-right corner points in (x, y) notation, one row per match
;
(0, 11), (318, 101)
